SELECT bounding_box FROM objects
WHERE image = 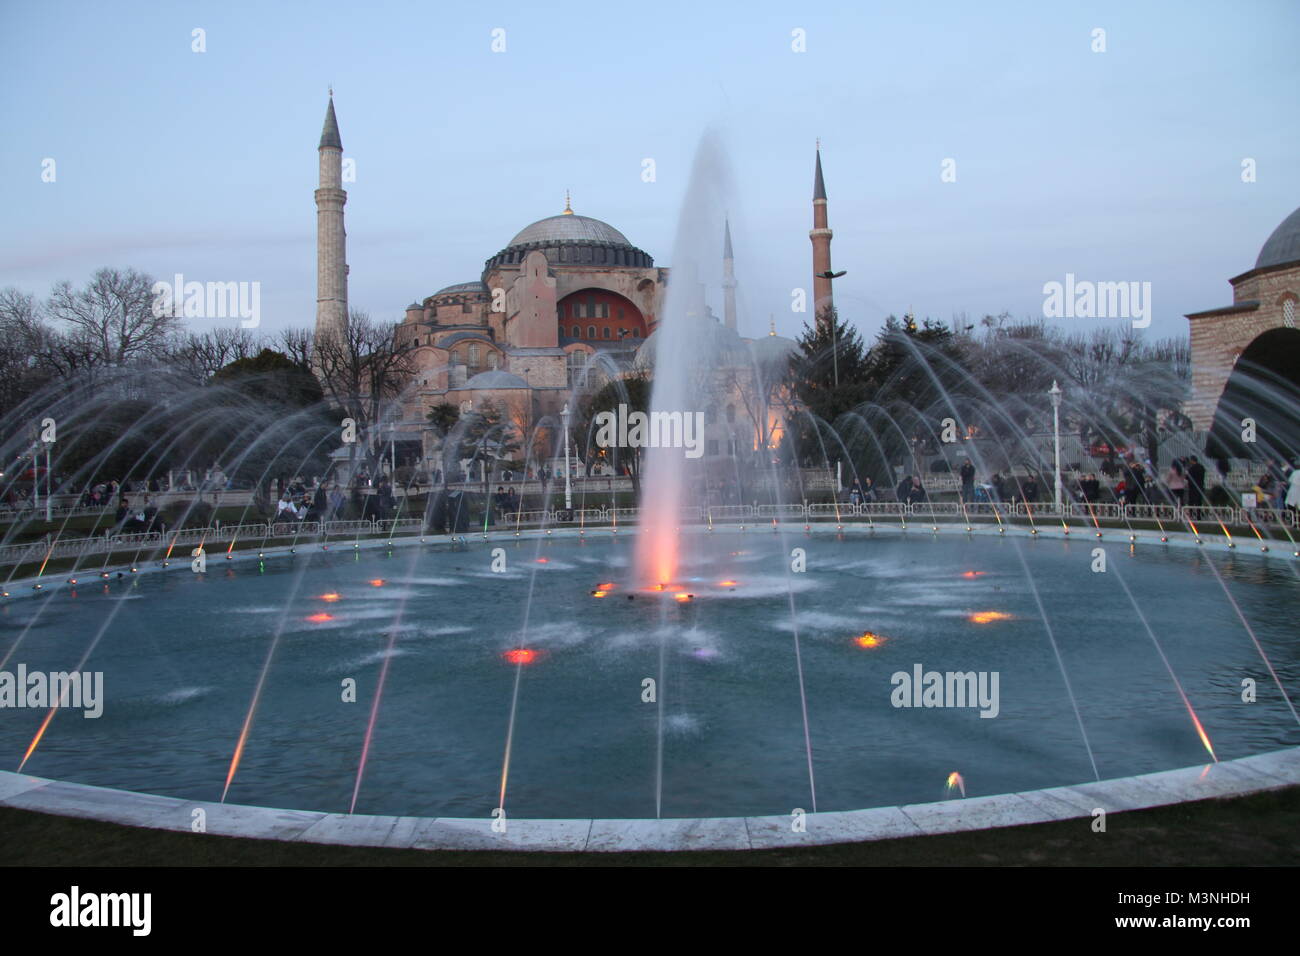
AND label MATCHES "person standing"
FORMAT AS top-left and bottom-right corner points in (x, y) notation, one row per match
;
(1186, 456), (1206, 508)
(1165, 459), (1187, 507)
(959, 458), (976, 503)
(1286, 462), (1300, 516)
